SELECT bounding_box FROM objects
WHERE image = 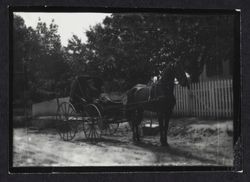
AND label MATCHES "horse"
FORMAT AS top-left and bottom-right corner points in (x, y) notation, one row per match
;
(126, 61), (190, 146)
